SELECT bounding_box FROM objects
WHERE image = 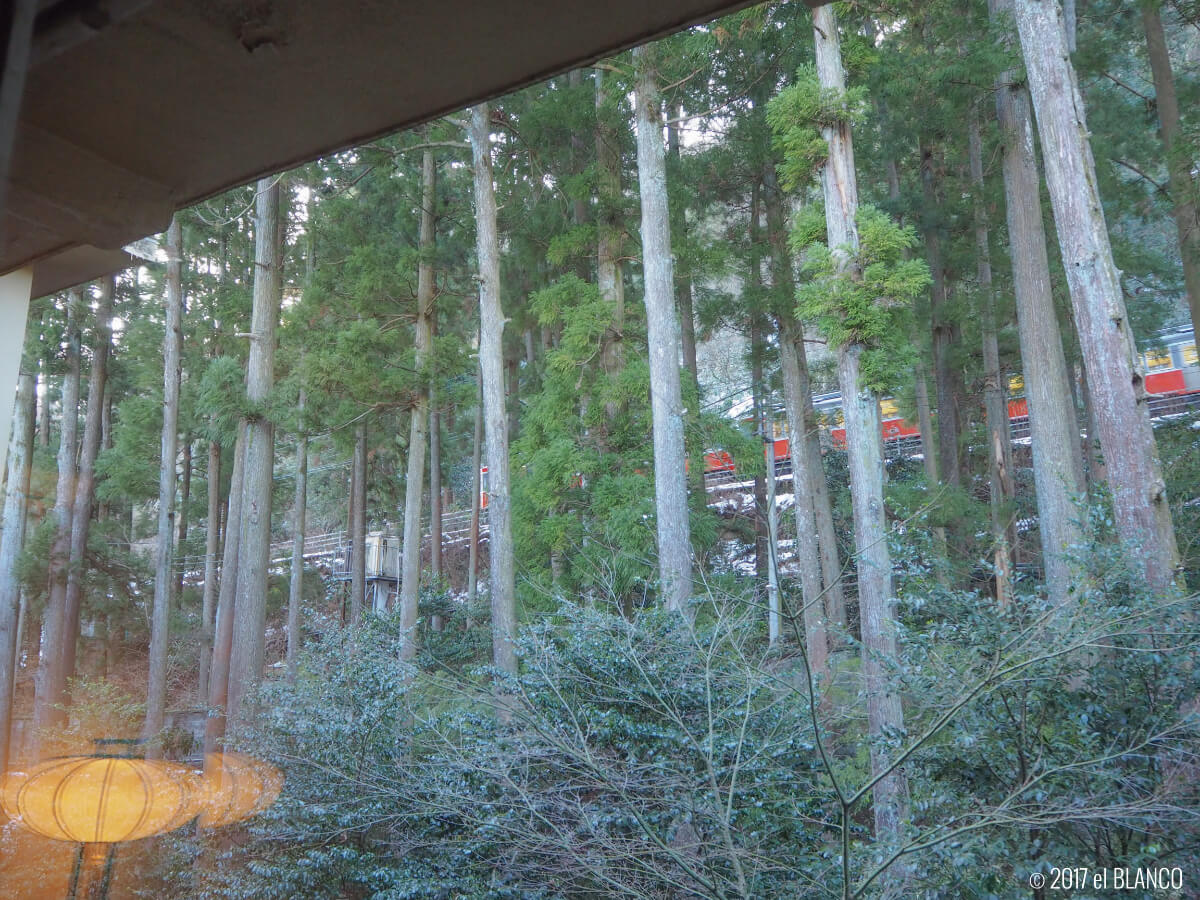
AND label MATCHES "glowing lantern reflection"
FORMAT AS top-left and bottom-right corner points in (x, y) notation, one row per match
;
(198, 752), (283, 828)
(0, 756), (202, 844)
(0, 749), (282, 900)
